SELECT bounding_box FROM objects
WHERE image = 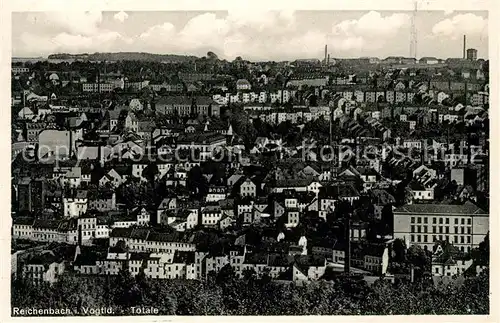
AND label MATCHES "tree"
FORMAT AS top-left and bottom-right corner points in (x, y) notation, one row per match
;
(392, 238), (407, 263)
(186, 165), (208, 197)
(207, 51), (219, 60)
(114, 267), (142, 310)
